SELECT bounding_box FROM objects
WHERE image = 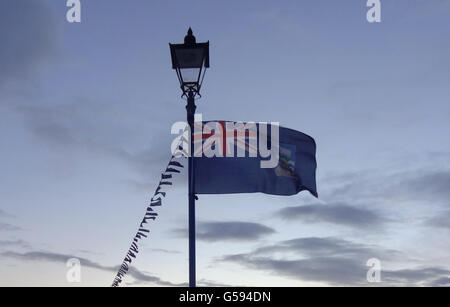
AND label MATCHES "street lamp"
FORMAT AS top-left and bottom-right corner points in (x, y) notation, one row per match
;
(170, 28), (209, 97)
(170, 28), (209, 287)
